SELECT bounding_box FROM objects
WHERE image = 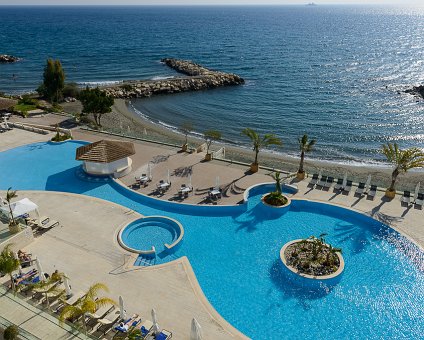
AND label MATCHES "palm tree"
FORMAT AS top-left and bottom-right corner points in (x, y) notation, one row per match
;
(241, 128), (282, 173)
(30, 271), (66, 311)
(0, 244), (20, 292)
(297, 134), (316, 177)
(381, 143), (424, 197)
(203, 130), (221, 160)
(59, 282), (116, 334)
(5, 188), (18, 228)
(179, 121), (193, 151)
